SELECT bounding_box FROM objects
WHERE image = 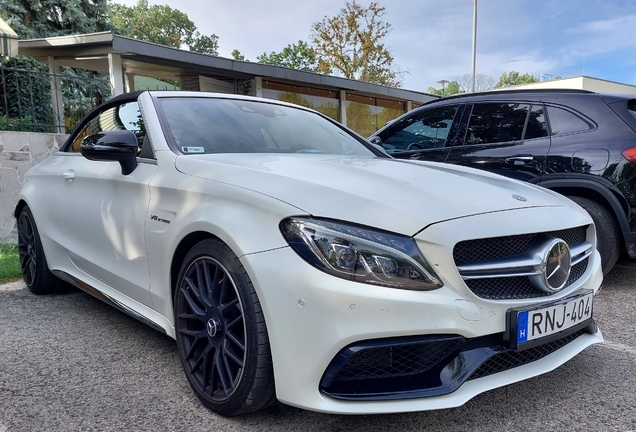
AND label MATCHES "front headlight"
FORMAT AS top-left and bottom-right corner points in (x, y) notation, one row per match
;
(280, 217), (443, 290)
